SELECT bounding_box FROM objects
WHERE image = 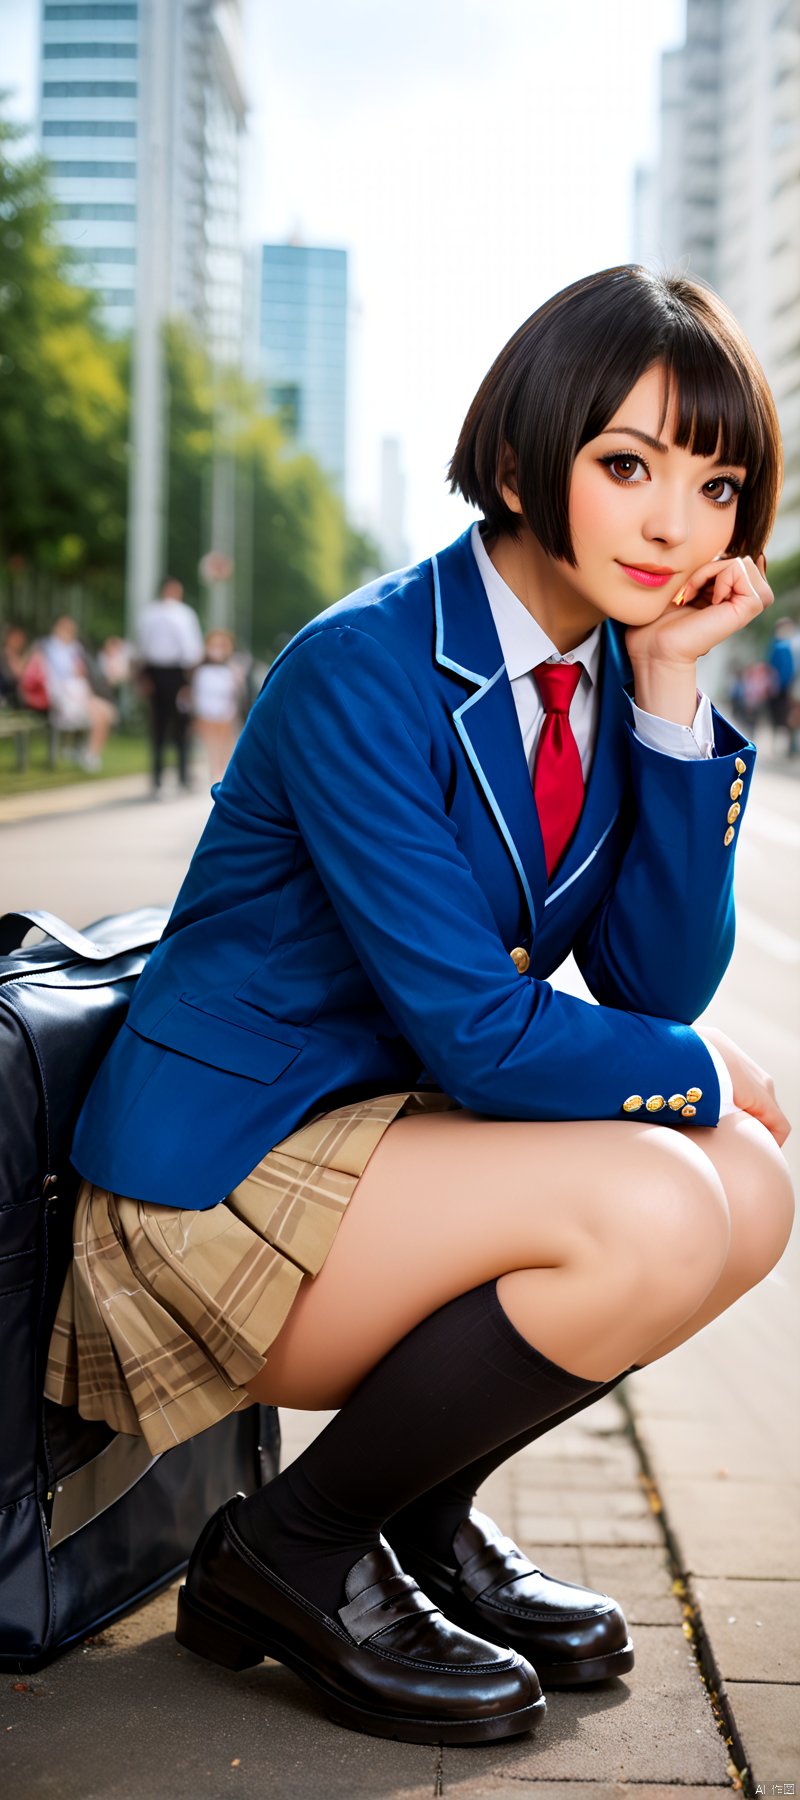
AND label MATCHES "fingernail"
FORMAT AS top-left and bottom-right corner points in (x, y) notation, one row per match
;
(672, 587), (686, 607)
